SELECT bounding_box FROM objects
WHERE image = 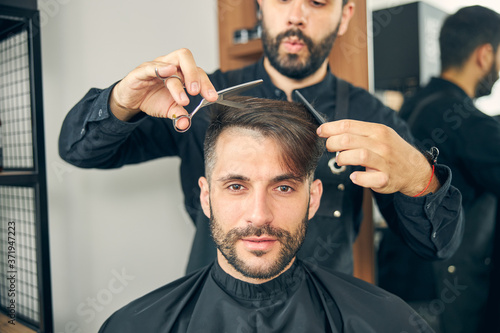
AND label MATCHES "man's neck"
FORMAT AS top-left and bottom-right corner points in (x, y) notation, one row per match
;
(441, 68), (478, 98)
(263, 57), (329, 101)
